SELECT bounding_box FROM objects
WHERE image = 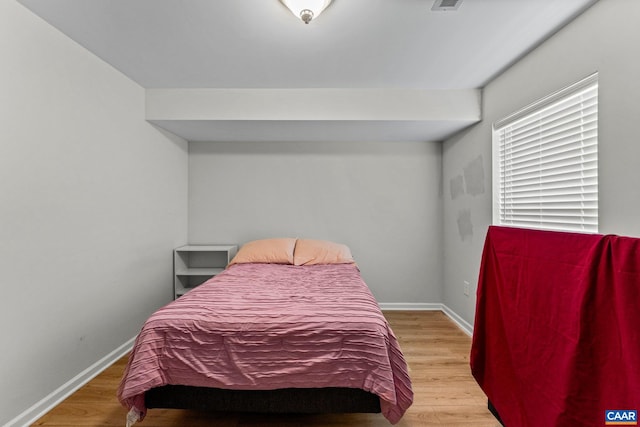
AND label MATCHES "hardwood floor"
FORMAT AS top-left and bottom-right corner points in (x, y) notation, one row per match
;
(33, 311), (499, 426)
